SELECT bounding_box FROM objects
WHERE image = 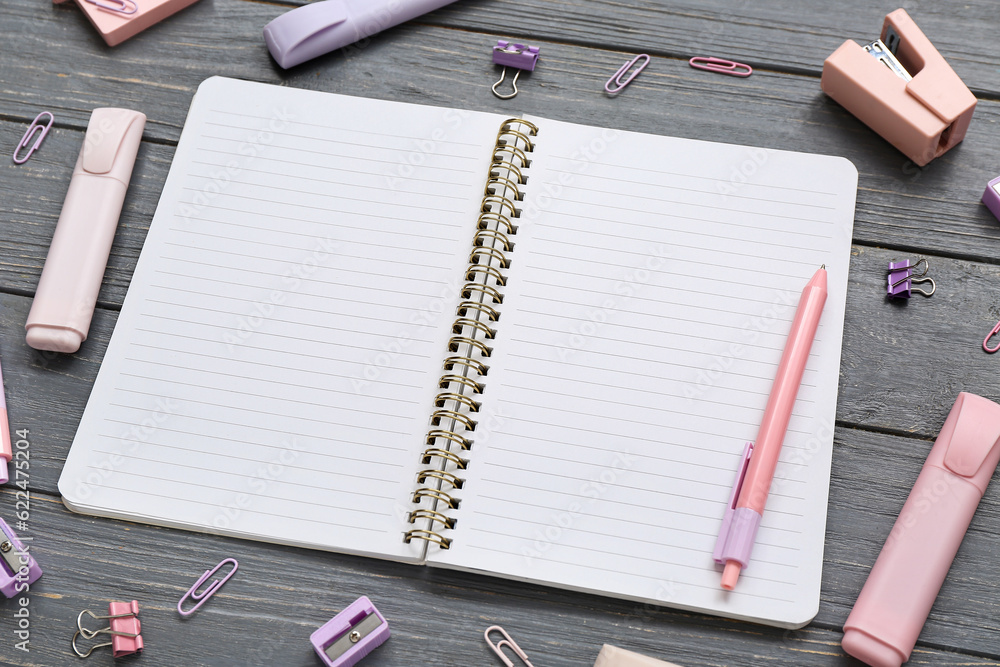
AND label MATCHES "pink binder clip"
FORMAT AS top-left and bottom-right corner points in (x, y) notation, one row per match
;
(605, 54), (650, 95)
(12, 112), (54, 165)
(177, 557), (238, 616)
(485, 626), (535, 667)
(72, 600), (143, 659)
(492, 41), (540, 100)
(688, 56), (752, 77)
(886, 258), (934, 299)
(821, 9), (976, 166)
